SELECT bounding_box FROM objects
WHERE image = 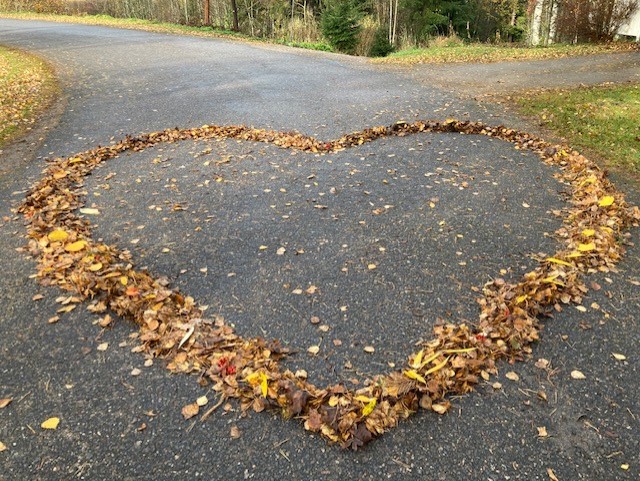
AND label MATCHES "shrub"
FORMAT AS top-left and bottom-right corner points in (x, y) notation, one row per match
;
(369, 27), (394, 57)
